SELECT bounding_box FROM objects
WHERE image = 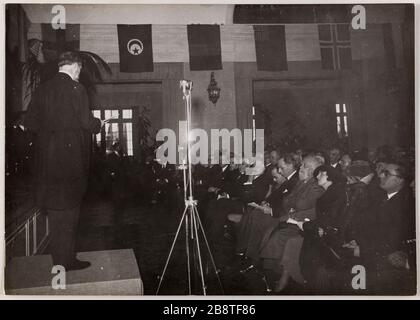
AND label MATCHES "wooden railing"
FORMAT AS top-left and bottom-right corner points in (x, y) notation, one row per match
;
(5, 208), (50, 264)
